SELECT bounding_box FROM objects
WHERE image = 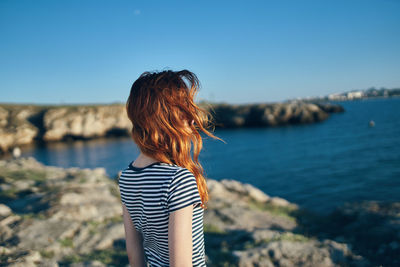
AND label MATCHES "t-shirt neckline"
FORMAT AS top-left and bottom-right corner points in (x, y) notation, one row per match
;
(129, 161), (162, 171)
